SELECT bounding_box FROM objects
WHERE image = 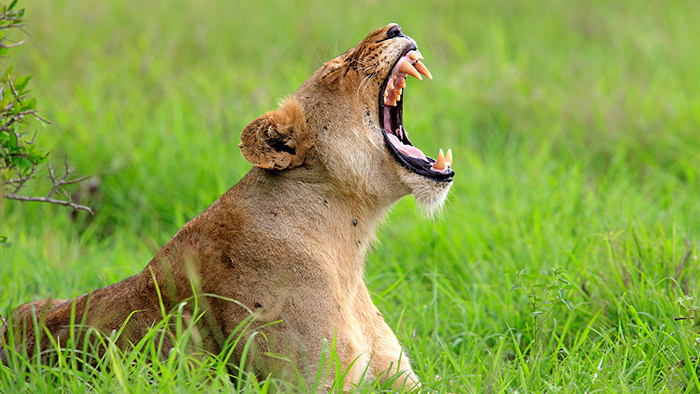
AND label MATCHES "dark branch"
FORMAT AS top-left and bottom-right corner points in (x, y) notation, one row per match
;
(3, 159), (95, 215)
(3, 193), (94, 214)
